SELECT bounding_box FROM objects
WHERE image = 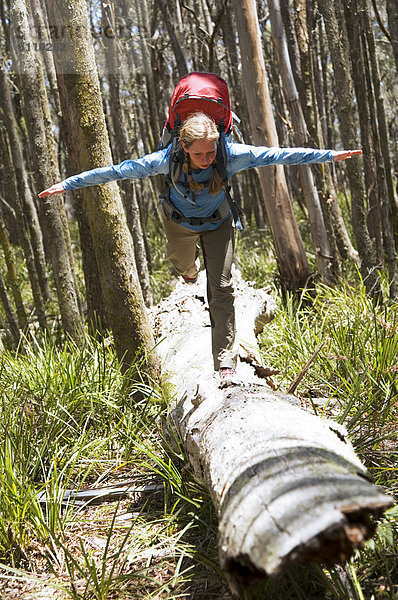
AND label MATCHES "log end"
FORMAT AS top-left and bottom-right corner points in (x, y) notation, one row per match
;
(220, 496), (393, 596)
